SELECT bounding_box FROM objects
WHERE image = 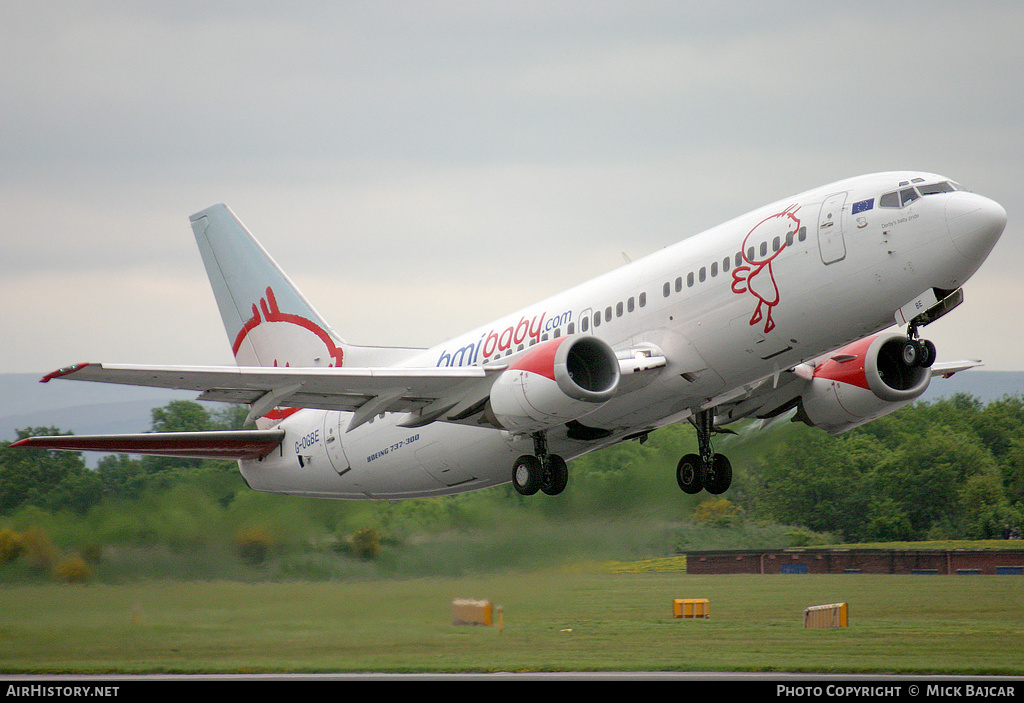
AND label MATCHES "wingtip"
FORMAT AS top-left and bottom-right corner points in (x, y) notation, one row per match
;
(40, 363), (93, 383)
